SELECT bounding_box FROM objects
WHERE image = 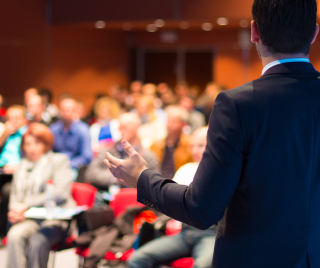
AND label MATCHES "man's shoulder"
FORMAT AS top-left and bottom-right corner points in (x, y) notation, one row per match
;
(223, 80), (255, 99)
